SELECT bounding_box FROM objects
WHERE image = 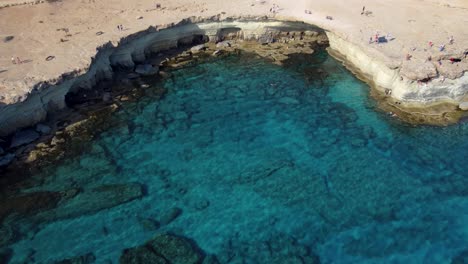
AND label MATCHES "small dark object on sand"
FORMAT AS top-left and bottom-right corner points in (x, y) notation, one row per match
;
(96, 31), (104, 35)
(3, 36), (14, 43)
(326, 16), (333, 20)
(46, 56), (55, 61)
